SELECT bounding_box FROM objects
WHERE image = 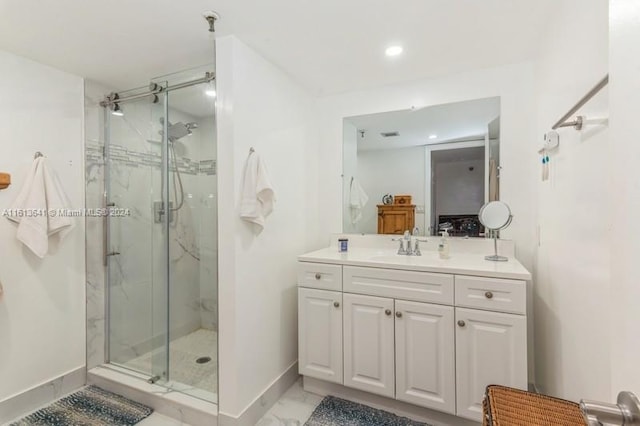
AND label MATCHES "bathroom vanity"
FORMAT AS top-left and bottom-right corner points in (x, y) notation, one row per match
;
(297, 237), (531, 423)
